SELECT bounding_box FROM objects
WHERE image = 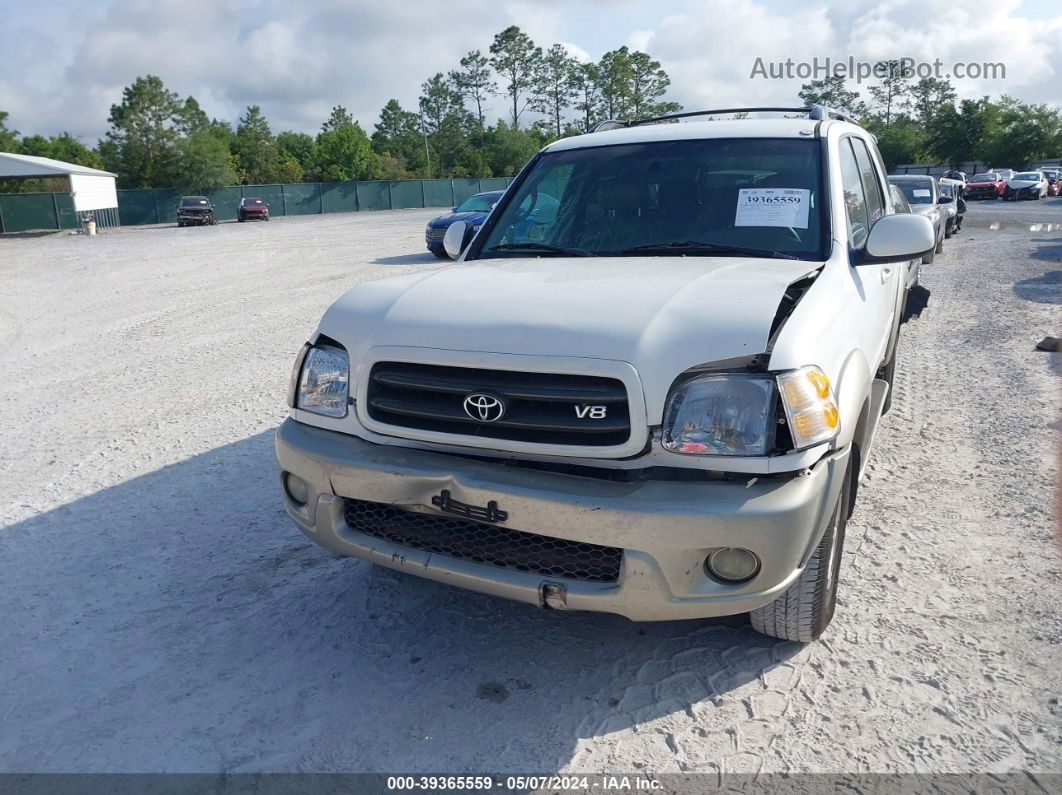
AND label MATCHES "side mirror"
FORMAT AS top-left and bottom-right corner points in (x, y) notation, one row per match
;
(451, 206), (458, 213)
(937, 195), (953, 204)
(443, 221), (475, 260)
(862, 214), (935, 264)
